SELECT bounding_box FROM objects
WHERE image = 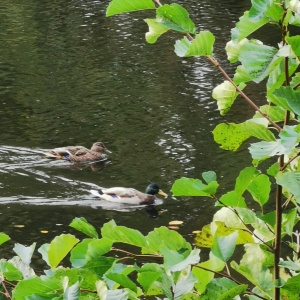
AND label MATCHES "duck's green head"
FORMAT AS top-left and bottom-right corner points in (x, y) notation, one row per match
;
(146, 182), (168, 197)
